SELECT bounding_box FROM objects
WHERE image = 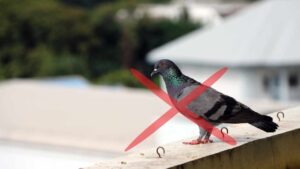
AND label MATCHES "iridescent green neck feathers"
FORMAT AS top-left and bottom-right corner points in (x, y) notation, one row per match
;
(162, 68), (185, 88)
